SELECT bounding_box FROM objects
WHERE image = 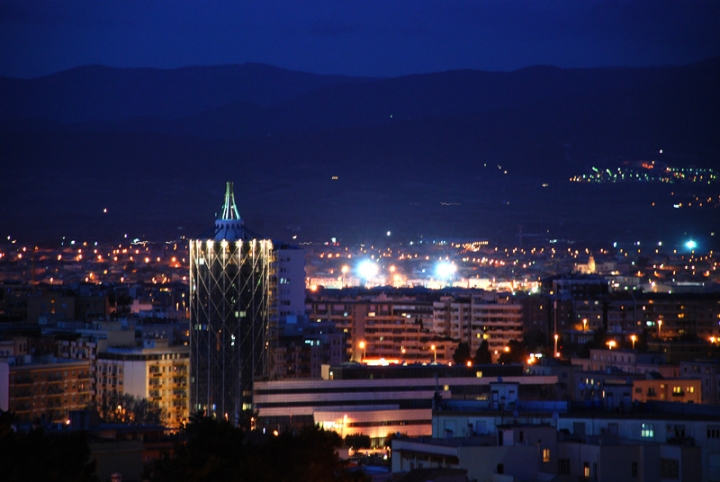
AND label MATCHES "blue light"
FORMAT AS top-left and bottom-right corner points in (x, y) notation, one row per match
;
(685, 240), (697, 250)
